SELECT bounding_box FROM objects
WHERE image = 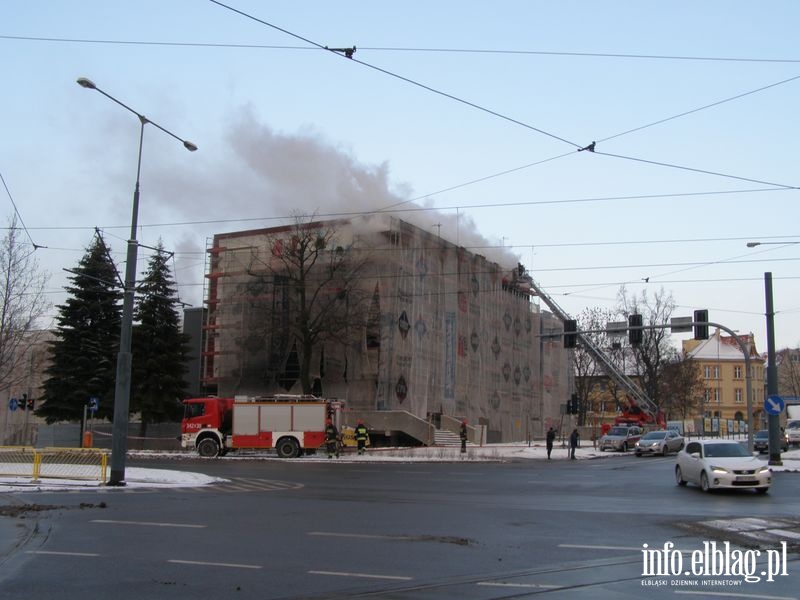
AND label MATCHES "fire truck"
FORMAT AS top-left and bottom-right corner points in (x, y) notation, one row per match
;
(181, 395), (343, 458)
